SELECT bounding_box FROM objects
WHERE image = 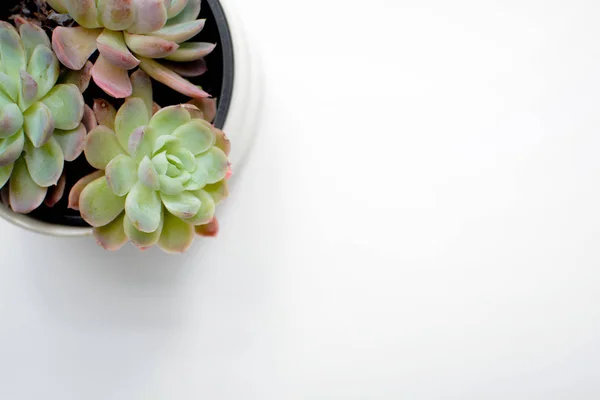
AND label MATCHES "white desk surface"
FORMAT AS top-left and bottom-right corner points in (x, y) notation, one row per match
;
(0, 0), (599, 398)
